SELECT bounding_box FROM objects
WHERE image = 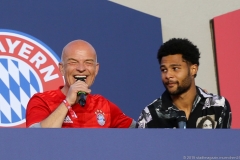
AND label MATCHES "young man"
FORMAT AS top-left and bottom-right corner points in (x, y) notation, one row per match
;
(137, 38), (231, 129)
(26, 40), (136, 128)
